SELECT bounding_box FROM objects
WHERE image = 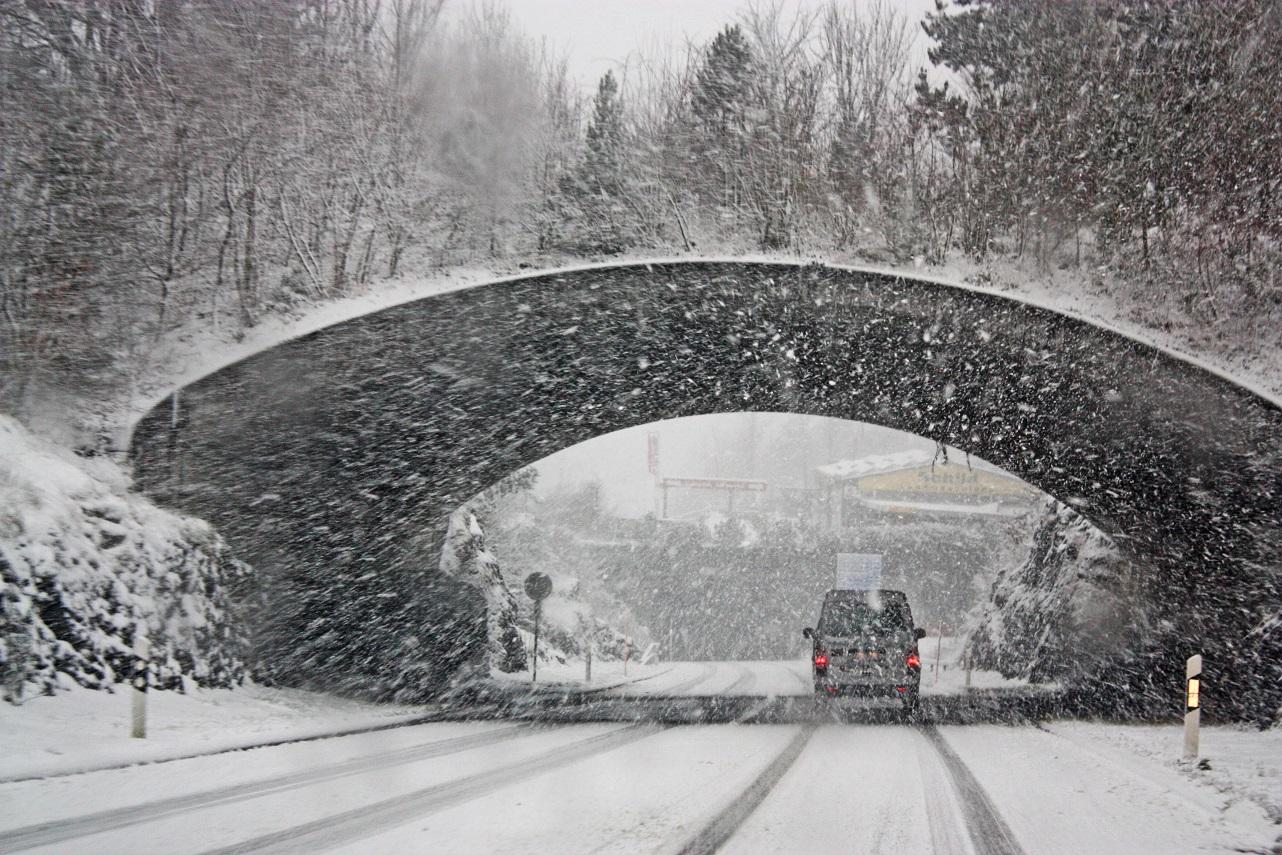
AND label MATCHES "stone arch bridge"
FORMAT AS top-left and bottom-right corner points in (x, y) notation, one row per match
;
(129, 261), (1282, 717)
